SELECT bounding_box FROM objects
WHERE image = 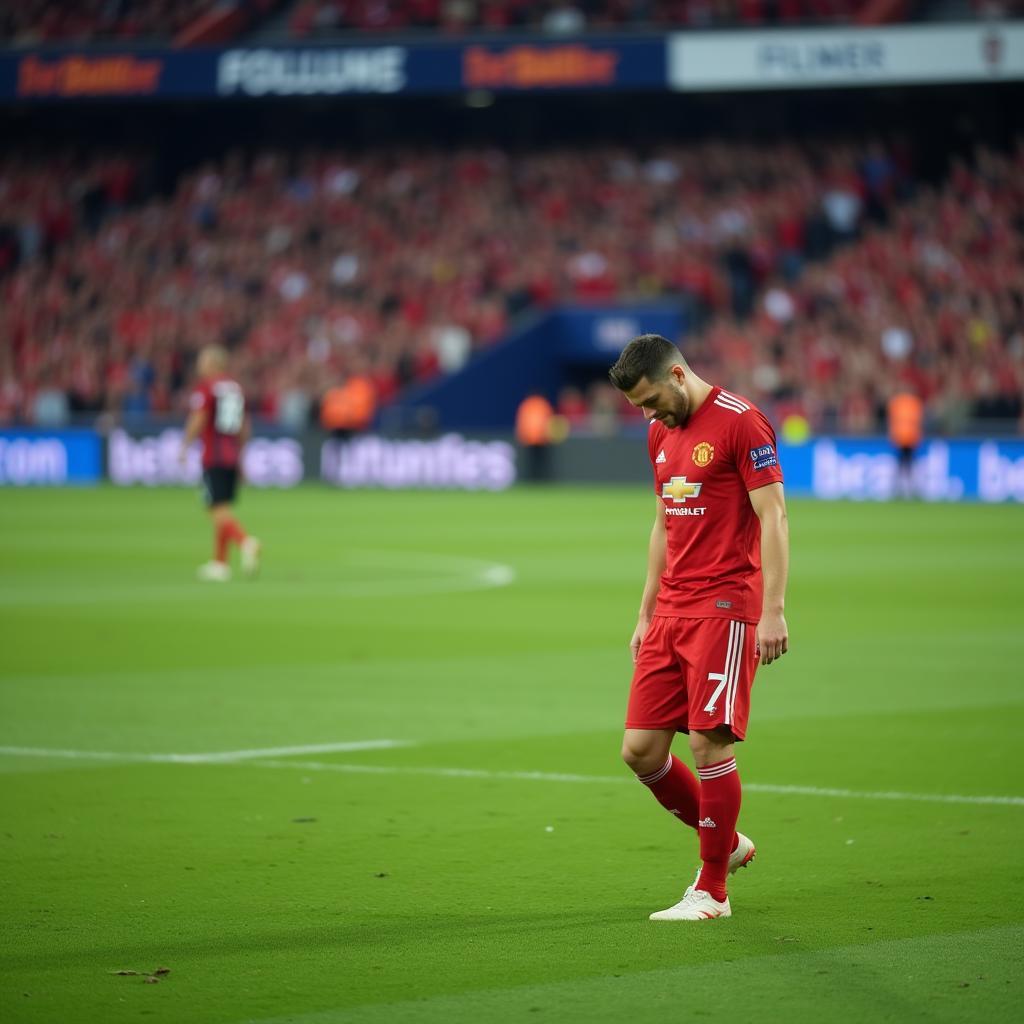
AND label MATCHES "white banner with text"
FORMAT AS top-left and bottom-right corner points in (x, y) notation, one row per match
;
(669, 23), (1024, 91)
